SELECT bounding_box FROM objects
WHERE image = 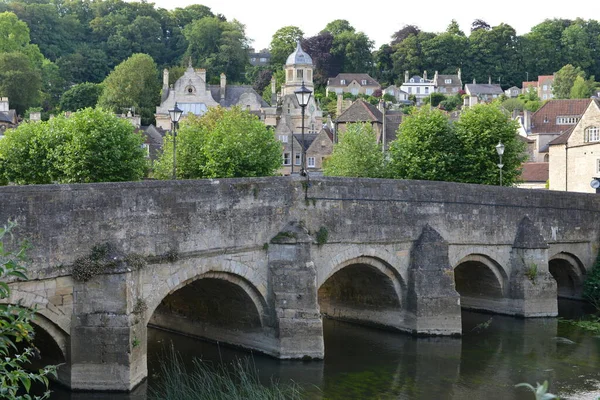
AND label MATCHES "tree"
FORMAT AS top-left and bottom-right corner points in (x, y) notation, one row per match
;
(323, 123), (386, 178)
(453, 104), (527, 185)
(570, 75), (594, 98)
(269, 26), (303, 67)
(97, 53), (160, 125)
(388, 108), (459, 181)
(553, 64), (585, 98)
(301, 32), (335, 87)
(0, 12), (30, 52)
(60, 108), (148, 183)
(471, 19), (491, 32)
(154, 107), (281, 179)
(0, 52), (42, 115)
(0, 221), (57, 399)
(391, 24), (420, 45)
(60, 82), (103, 111)
(0, 108), (147, 184)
